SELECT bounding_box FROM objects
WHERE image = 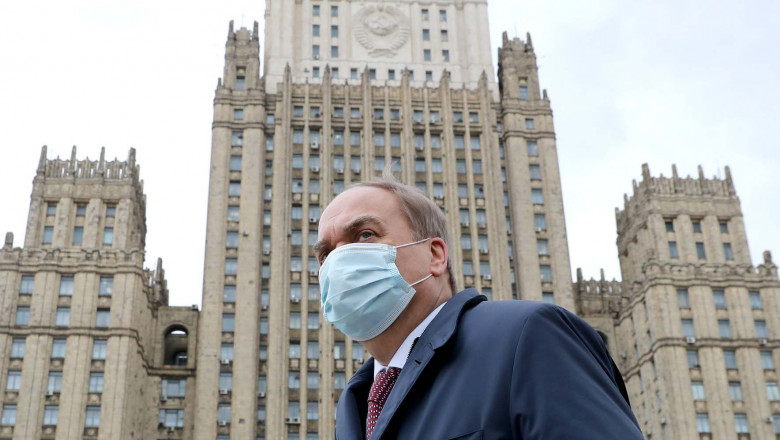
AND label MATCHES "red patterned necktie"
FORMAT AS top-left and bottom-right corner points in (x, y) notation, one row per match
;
(366, 367), (401, 439)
